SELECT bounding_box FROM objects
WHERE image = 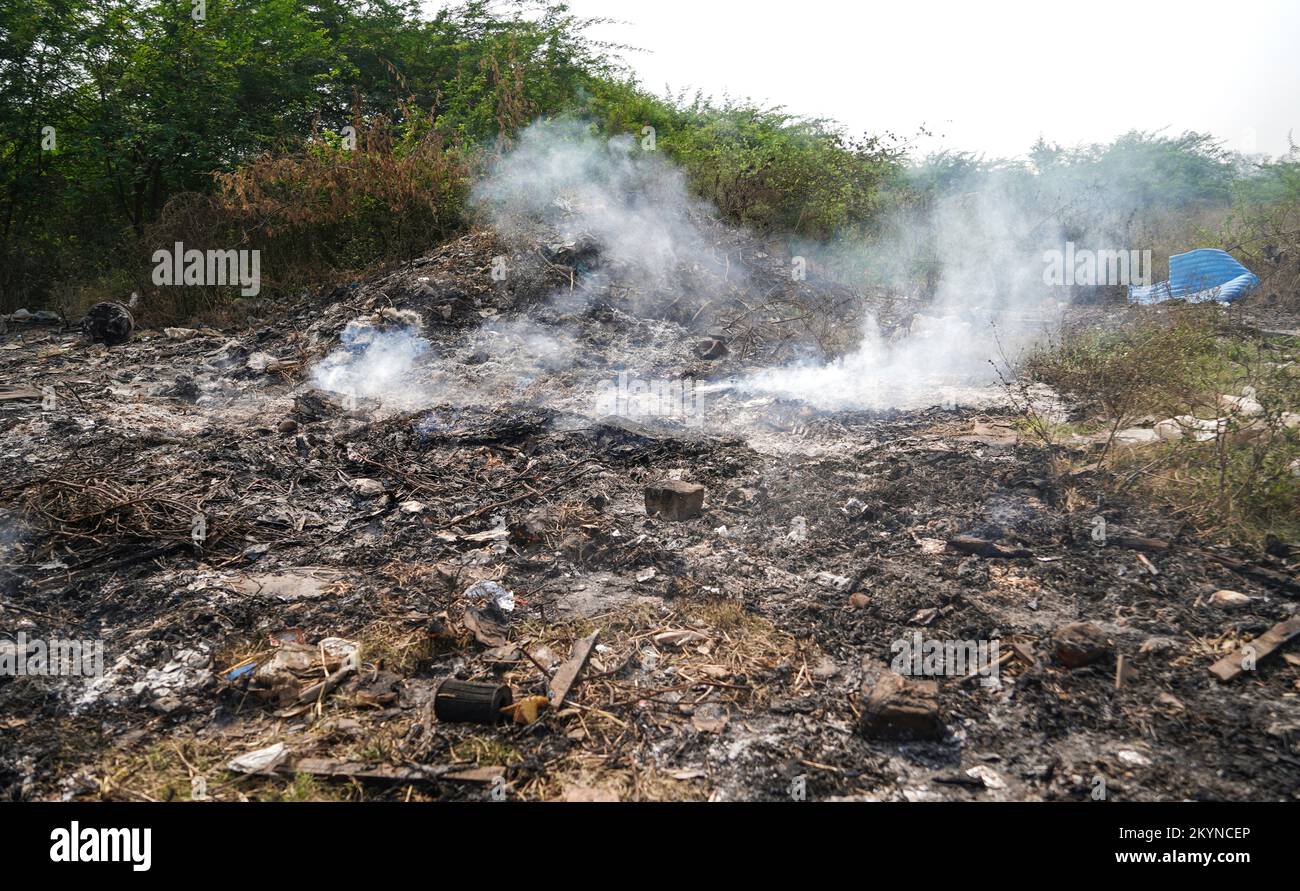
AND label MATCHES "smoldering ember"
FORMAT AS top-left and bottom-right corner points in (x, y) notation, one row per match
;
(1, 2), (1298, 810)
